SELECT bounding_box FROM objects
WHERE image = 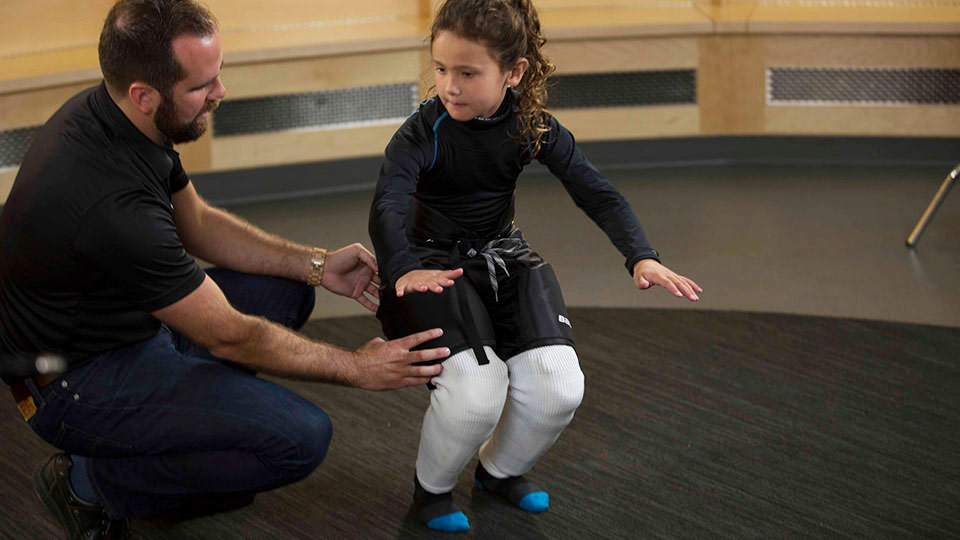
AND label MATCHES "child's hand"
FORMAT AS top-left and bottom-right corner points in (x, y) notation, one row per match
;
(395, 268), (464, 297)
(633, 259), (702, 301)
